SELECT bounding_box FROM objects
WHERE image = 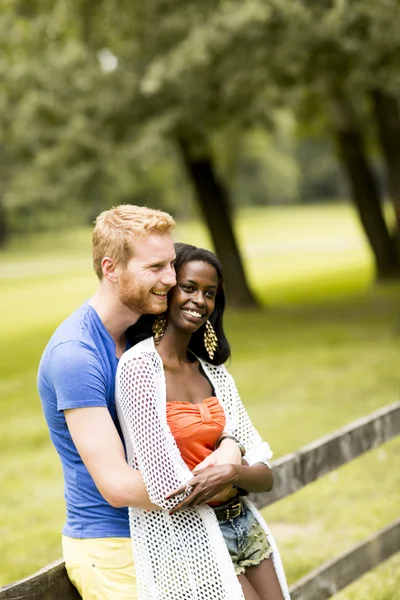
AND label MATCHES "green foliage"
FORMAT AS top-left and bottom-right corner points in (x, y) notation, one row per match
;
(214, 116), (301, 206)
(0, 0), (198, 230)
(2, 0), (400, 236)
